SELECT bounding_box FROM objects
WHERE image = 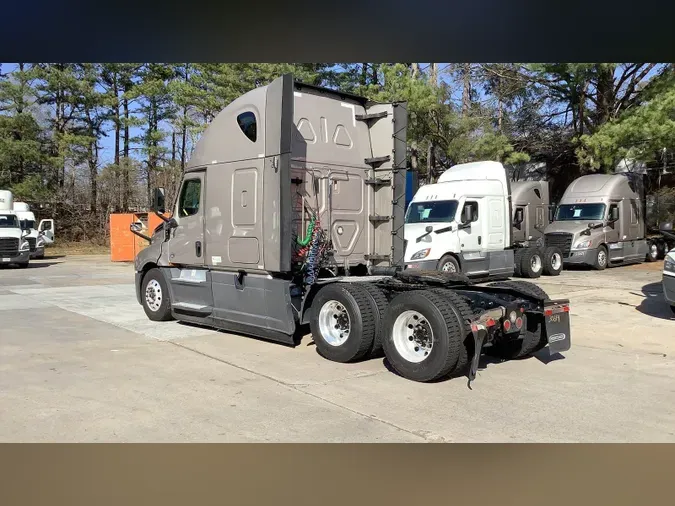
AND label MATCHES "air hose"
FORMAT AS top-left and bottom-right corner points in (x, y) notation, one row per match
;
(297, 215), (316, 246)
